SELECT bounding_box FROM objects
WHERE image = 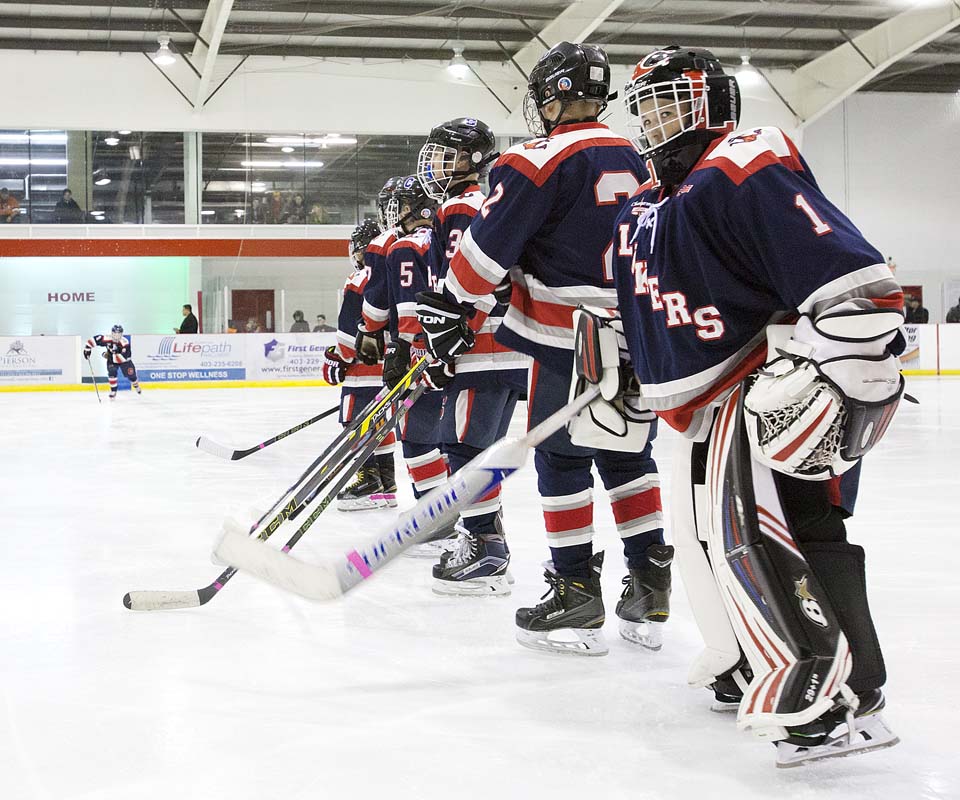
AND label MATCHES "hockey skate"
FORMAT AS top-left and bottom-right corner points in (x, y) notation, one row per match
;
(432, 526), (511, 597)
(615, 544), (673, 651)
(402, 520), (459, 559)
(336, 462), (387, 511)
(775, 689), (899, 768)
(373, 453), (398, 508)
(708, 664), (753, 713)
(109, 389), (117, 400)
(515, 552), (608, 656)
